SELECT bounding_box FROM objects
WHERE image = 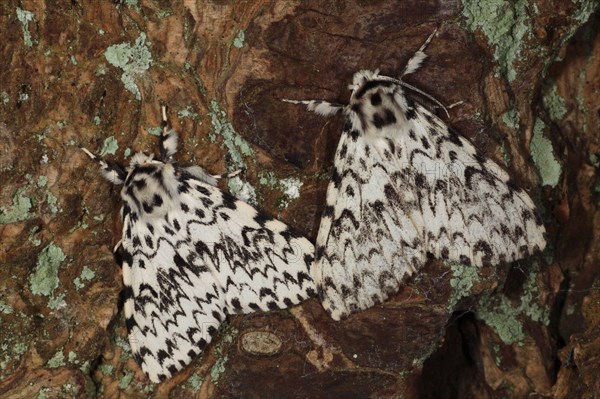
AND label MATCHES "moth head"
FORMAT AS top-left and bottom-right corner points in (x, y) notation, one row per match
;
(129, 152), (156, 168)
